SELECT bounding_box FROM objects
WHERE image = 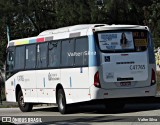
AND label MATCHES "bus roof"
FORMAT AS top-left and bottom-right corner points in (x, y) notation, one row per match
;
(38, 24), (107, 36)
(8, 24), (149, 47)
(94, 25), (149, 32)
